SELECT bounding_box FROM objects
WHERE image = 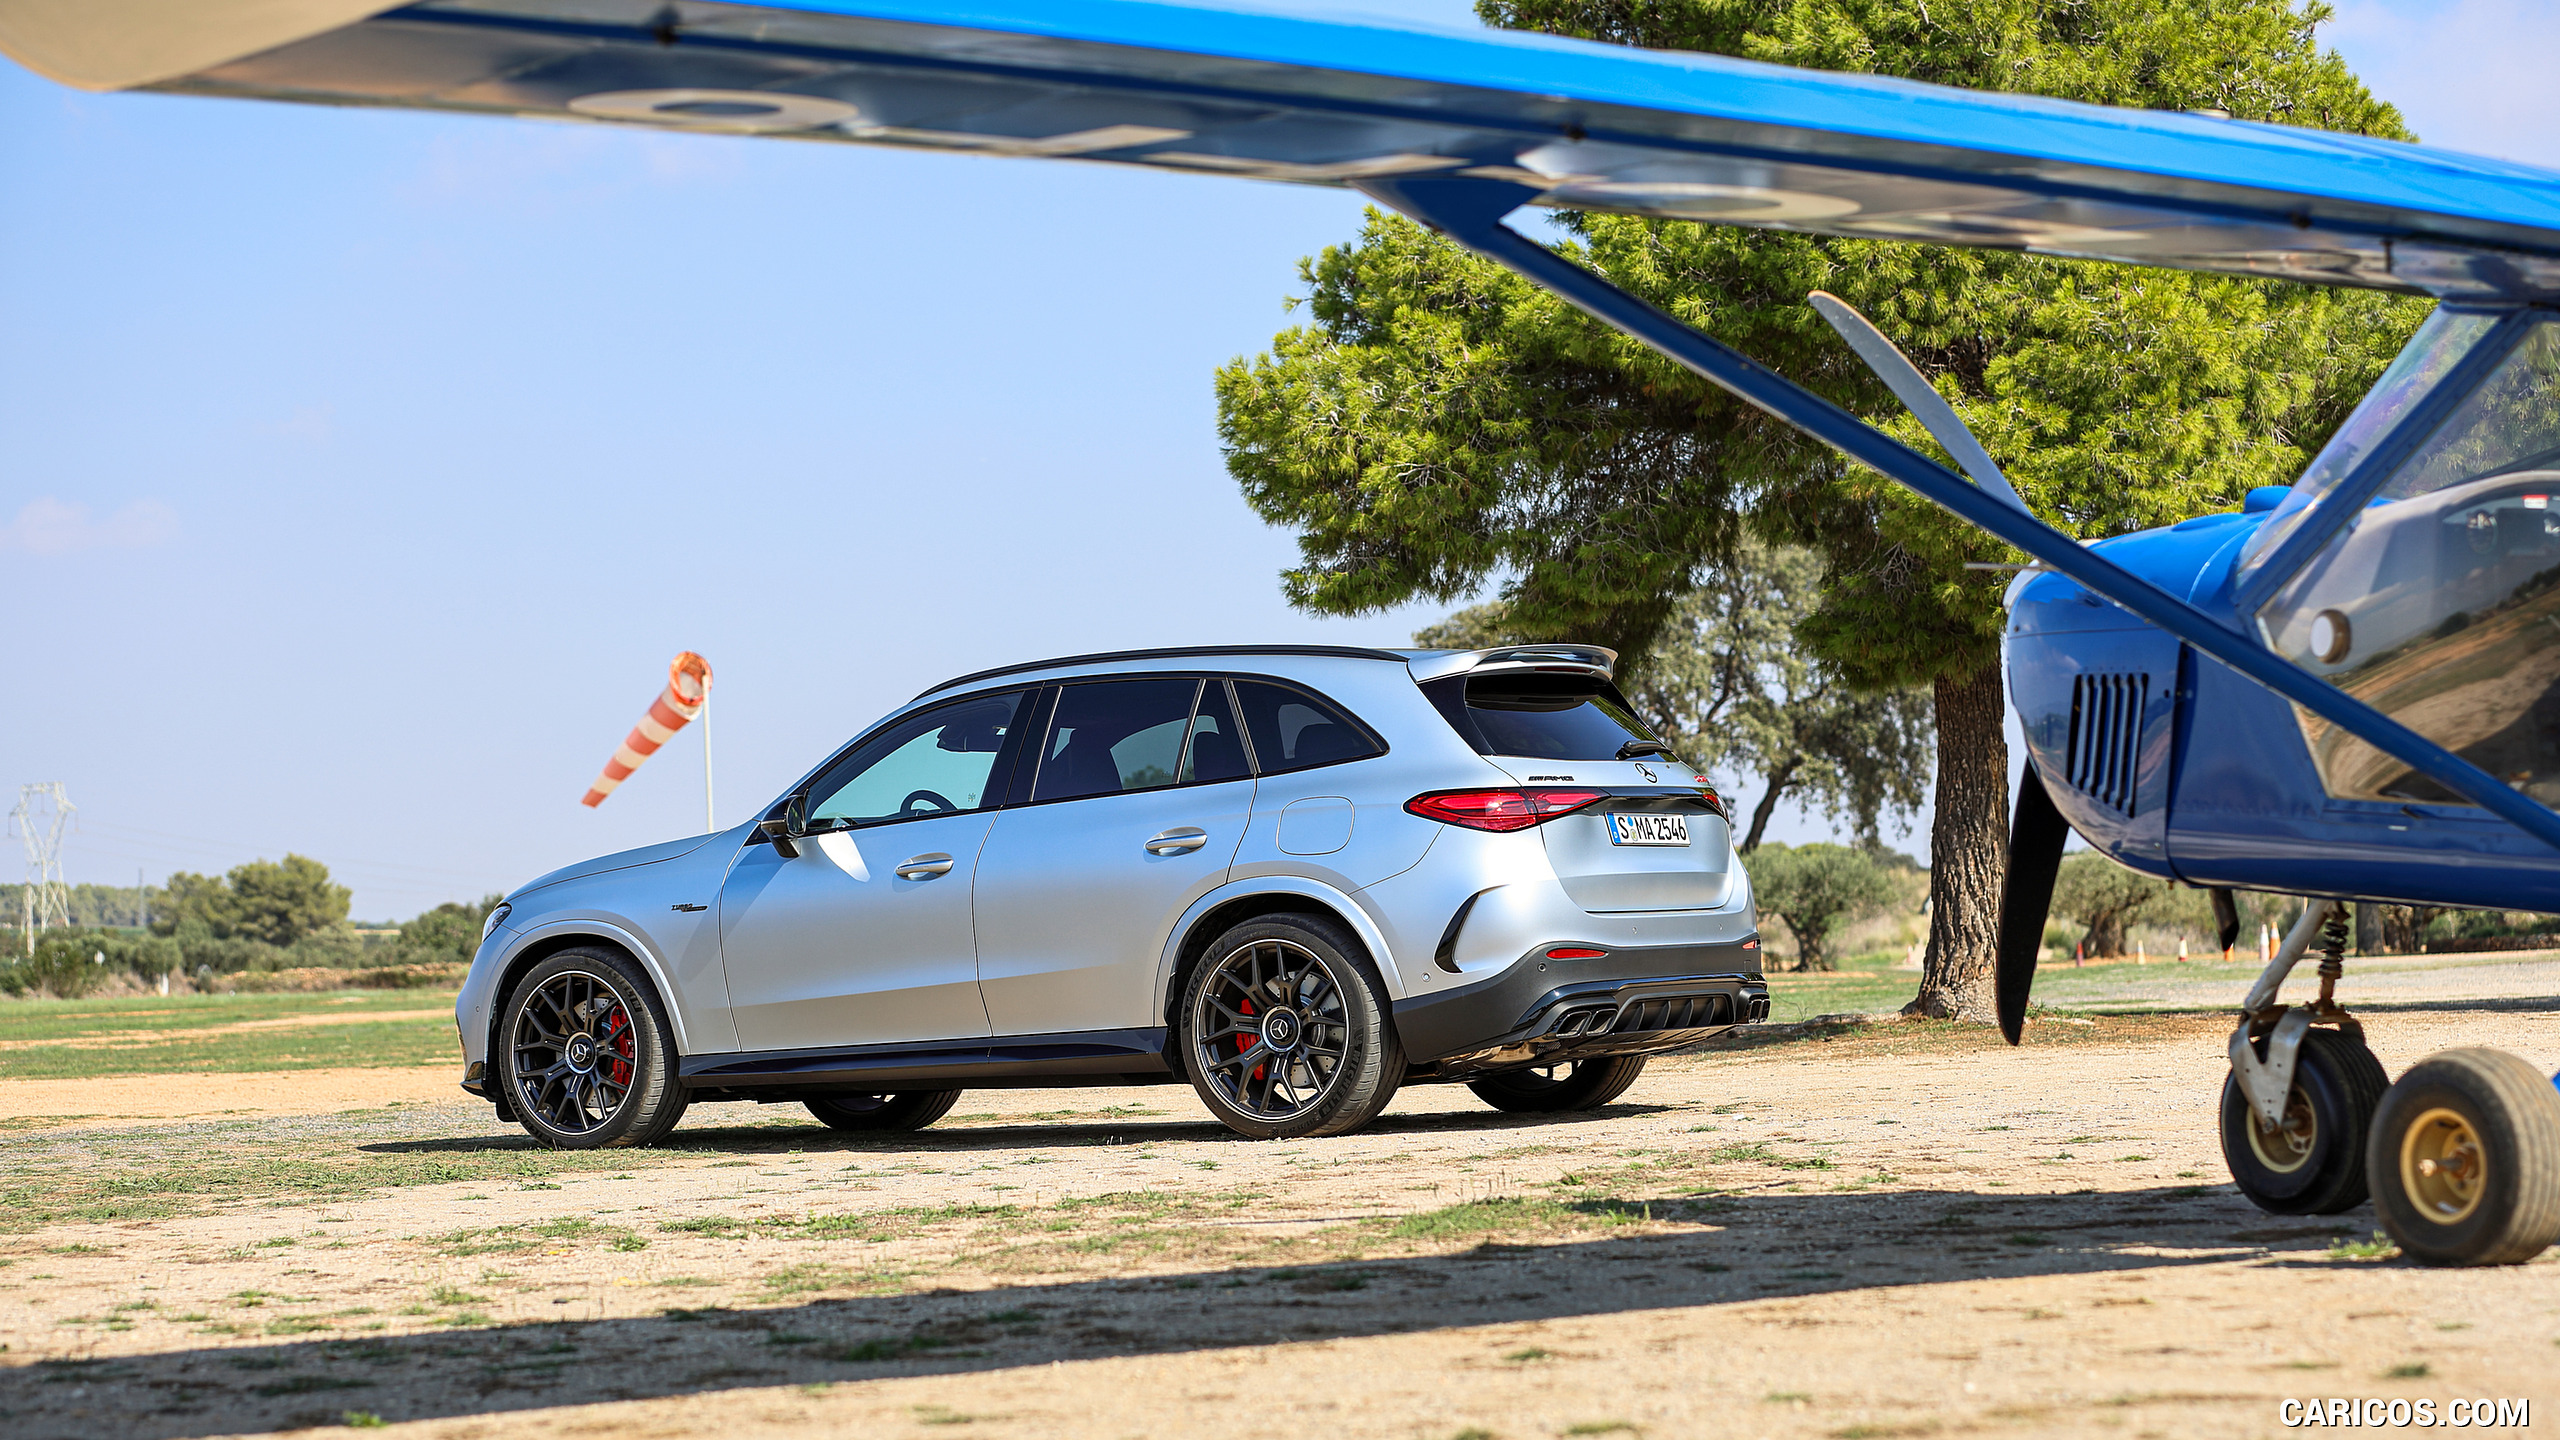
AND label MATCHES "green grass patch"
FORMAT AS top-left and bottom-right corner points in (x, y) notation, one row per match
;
(0, 990), (460, 1080)
(1389, 1198), (1577, 1240)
